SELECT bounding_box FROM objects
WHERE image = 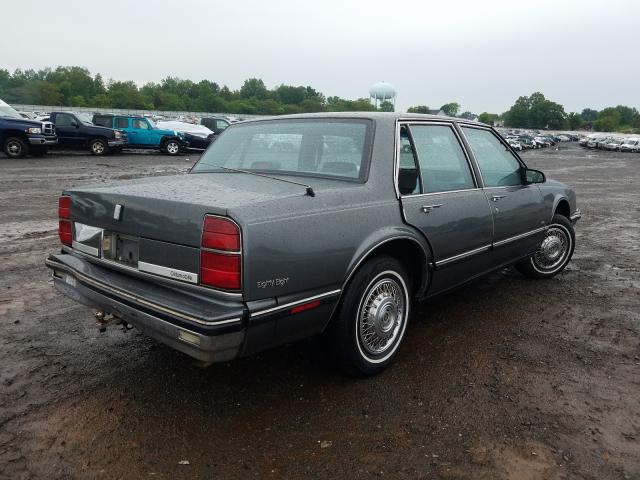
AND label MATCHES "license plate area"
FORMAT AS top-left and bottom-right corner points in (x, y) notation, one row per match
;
(102, 232), (139, 268)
